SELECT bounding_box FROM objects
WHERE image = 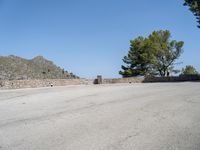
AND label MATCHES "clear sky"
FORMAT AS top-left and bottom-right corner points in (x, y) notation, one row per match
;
(0, 0), (199, 78)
